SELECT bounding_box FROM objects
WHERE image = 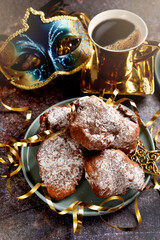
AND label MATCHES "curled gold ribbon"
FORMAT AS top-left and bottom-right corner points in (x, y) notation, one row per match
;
(76, 205), (84, 233)
(1, 89), (160, 233)
(0, 158), (11, 166)
(106, 89), (119, 105)
(0, 143), (22, 178)
(0, 91), (31, 178)
(42, 186), (84, 233)
(0, 90), (29, 112)
(42, 186), (126, 233)
(153, 176), (160, 191)
(13, 128), (67, 148)
(144, 110), (160, 127)
(7, 174), (44, 199)
(0, 99), (29, 112)
(99, 196), (124, 212)
(99, 197), (142, 231)
(19, 109), (32, 138)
